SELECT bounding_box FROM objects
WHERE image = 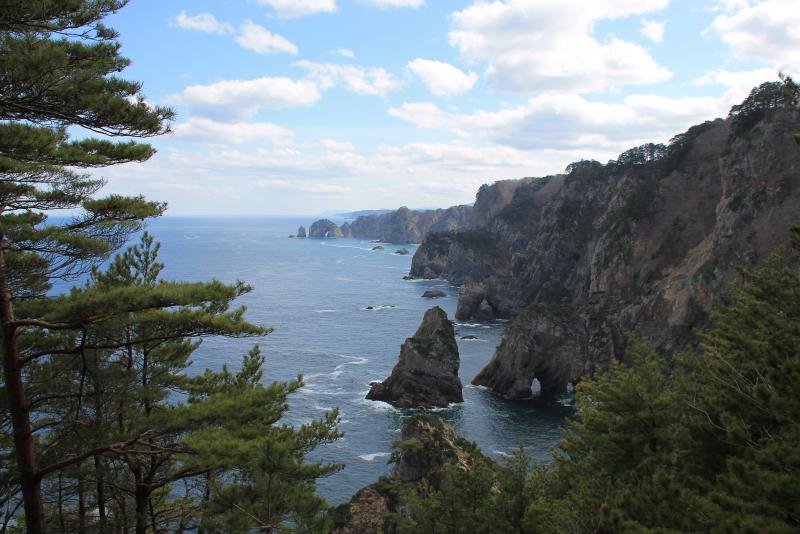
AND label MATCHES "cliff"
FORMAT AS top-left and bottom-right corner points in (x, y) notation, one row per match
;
(341, 205), (472, 243)
(332, 414), (485, 533)
(366, 307), (462, 409)
(409, 82), (800, 399)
